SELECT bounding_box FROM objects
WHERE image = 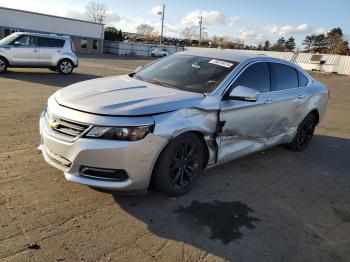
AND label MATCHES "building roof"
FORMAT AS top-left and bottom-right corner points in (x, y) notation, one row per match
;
(0, 6), (103, 25)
